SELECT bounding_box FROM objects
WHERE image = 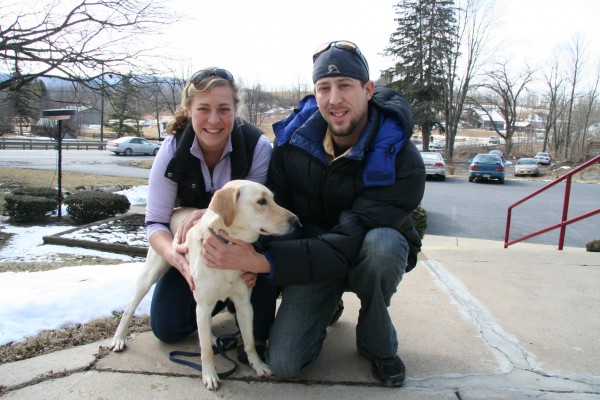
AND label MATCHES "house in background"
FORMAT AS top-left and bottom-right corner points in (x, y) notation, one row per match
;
(587, 123), (600, 161)
(587, 122), (600, 136)
(587, 138), (600, 160)
(514, 121), (532, 133)
(527, 112), (547, 132)
(466, 107), (506, 131)
(37, 106), (101, 128)
(76, 107), (102, 126)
